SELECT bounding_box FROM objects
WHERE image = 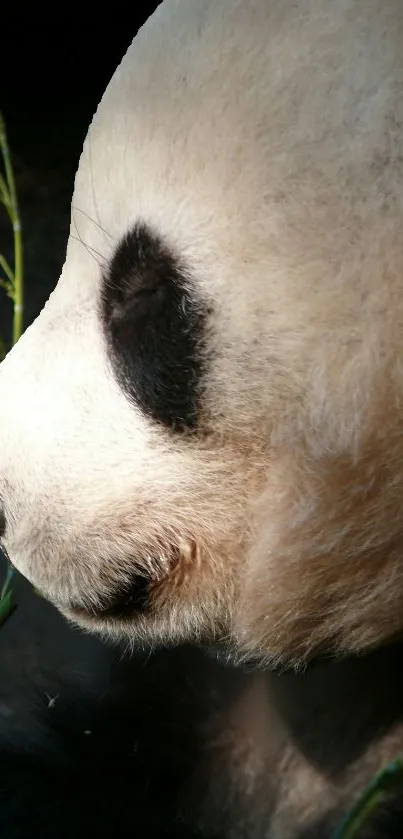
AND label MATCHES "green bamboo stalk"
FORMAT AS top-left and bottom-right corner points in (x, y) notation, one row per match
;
(0, 112), (24, 344)
(0, 112), (24, 627)
(332, 757), (403, 838)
